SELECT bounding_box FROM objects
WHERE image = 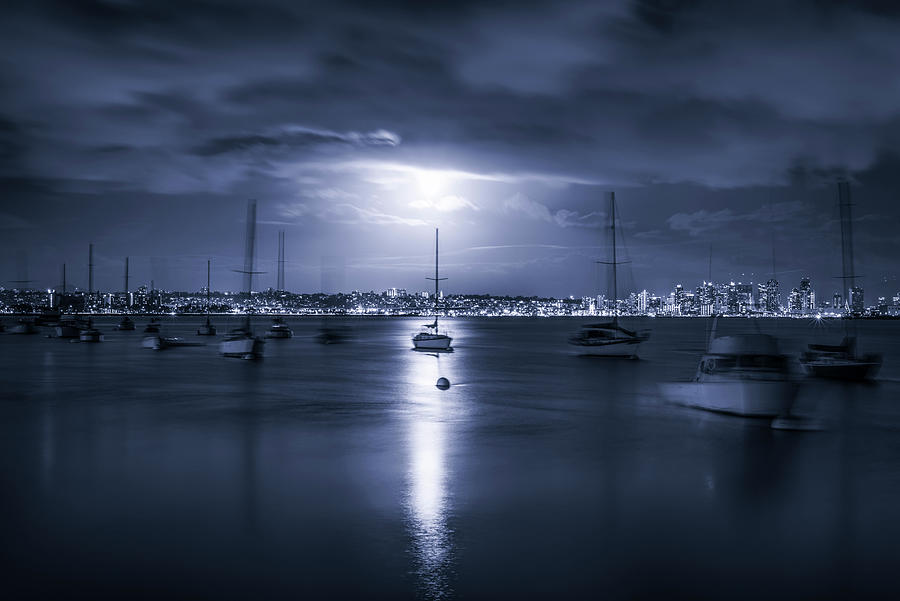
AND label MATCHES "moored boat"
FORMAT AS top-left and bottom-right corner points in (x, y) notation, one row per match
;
(660, 333), (796, 417)
(265, 316), (293, 339)
(197, 260), (217, 336)
(55, 317), (86, 338)
(219, 200), (264, 359)
(800, 337), (881, 380)
(800, 182), (882, 381)
(412, 228), (452, 351)
(569, 191), (649, 358)
(79, 320), (103, 342)
(10, 319), (38, 335)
